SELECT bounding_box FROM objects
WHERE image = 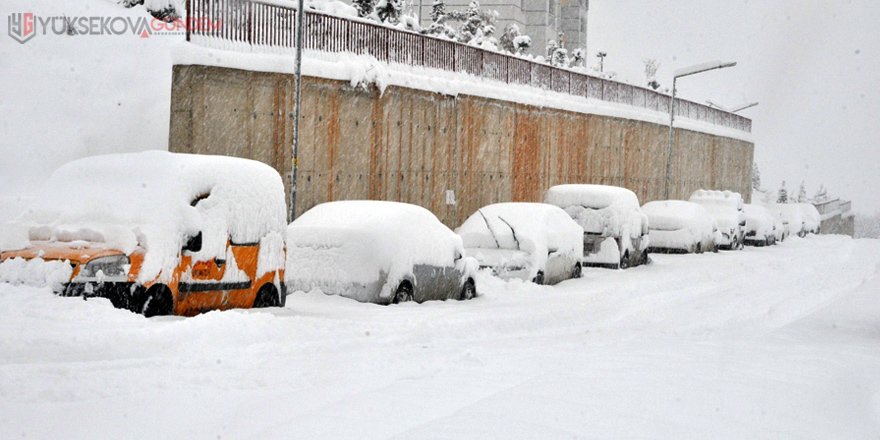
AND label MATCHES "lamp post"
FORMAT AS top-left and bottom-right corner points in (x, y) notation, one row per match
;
(664, 60), (737, 200)
(596, 51), (607, 73)
(290, 0), (306, 222)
